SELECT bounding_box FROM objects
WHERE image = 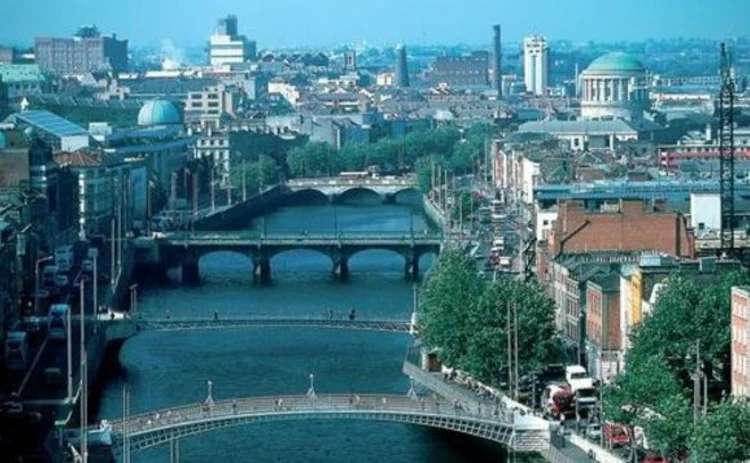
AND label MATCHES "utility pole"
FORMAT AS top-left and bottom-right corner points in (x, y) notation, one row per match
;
(242, 162), (247, 202)
(210, 167), (216, 212)
(507, 301), (513, 396)
(692, 340), (702, 427)
(66, 301), (72, 402)
(514, 301), (519, 401)
(110, 217), (115, 289)
(79, 278), (87, 463)
(122, 385), (130, 463)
